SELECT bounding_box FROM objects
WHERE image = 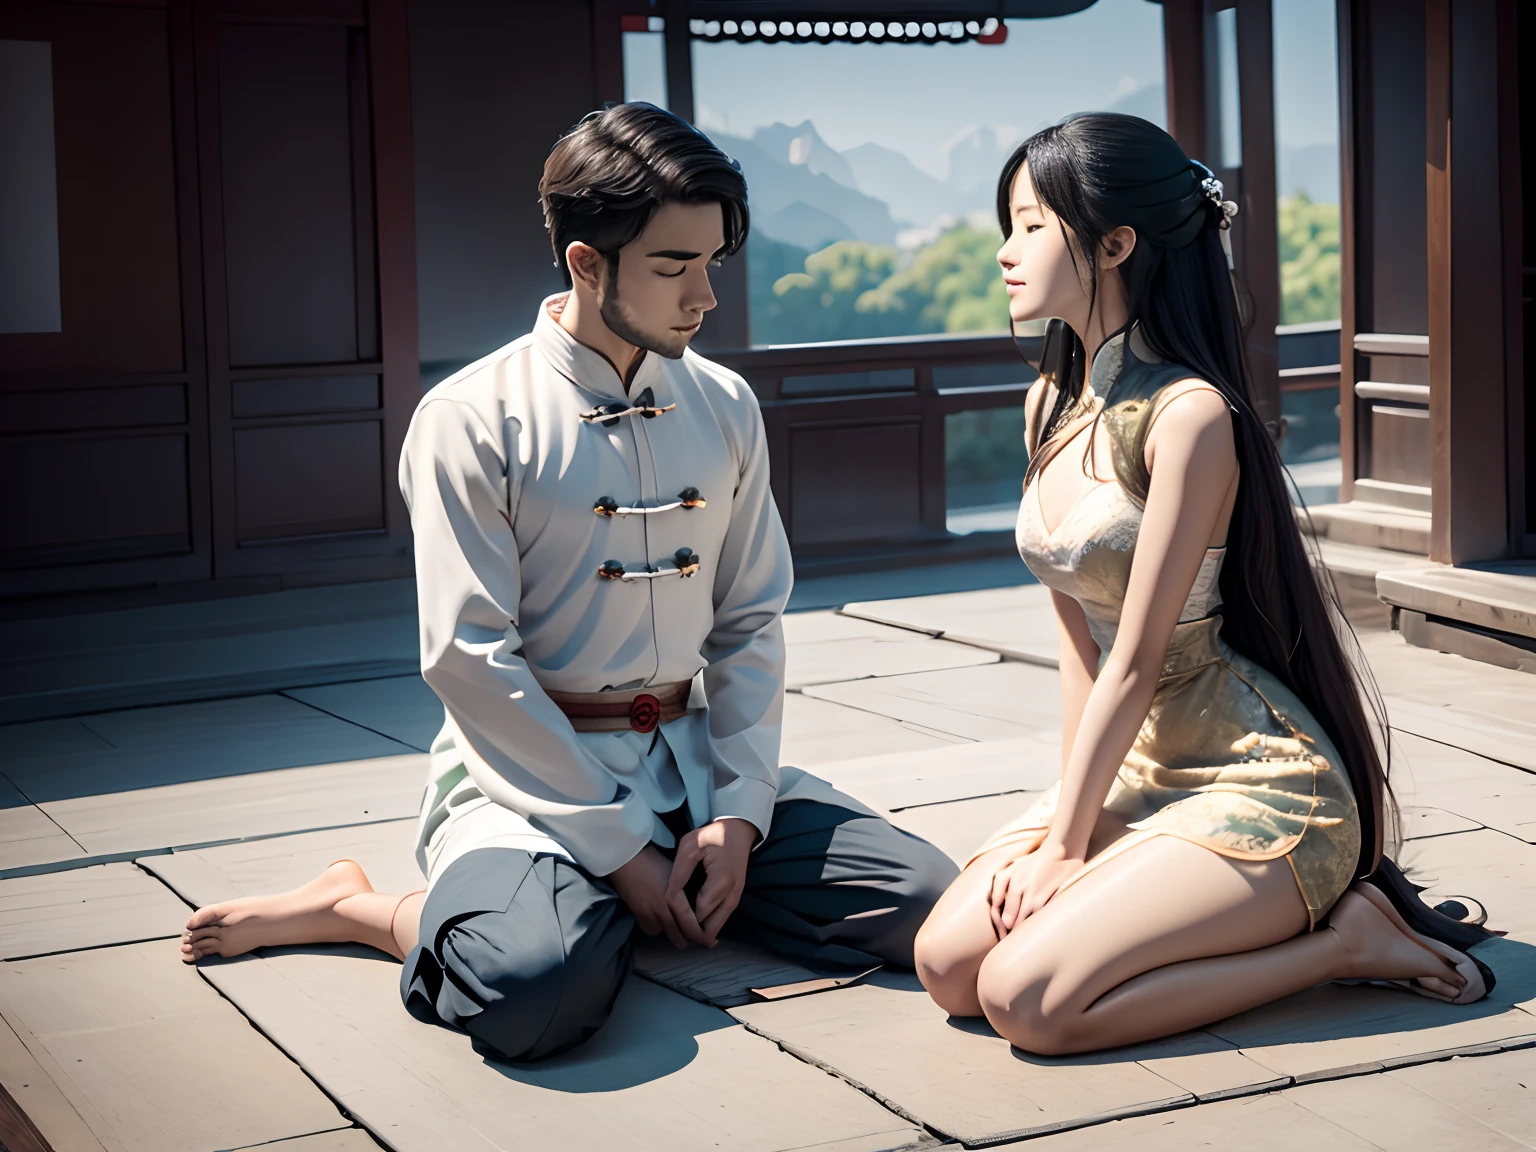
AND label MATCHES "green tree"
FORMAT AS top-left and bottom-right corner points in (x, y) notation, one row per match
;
(855, 224), (1011, 335)
(748, 222), (1010, 344)
(1278, 193), (1341, 325)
